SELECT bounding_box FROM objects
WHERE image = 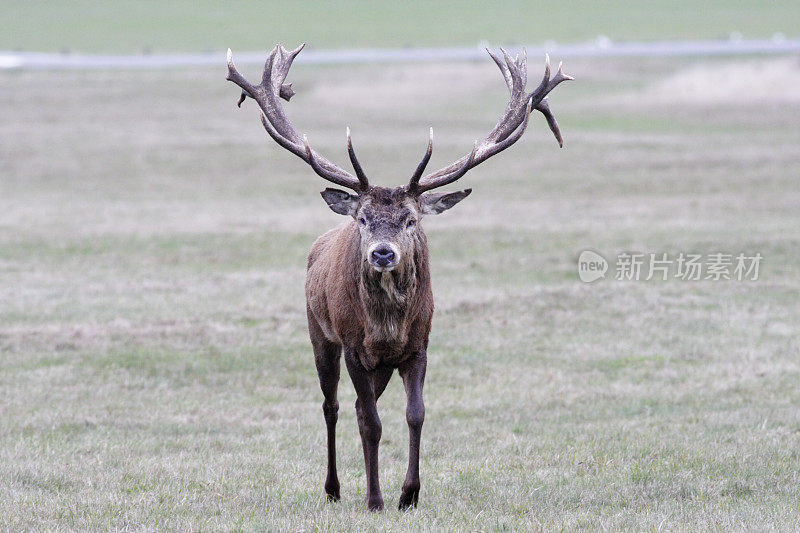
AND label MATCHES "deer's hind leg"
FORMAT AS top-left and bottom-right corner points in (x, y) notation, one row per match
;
(309, 316), (342, 502)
